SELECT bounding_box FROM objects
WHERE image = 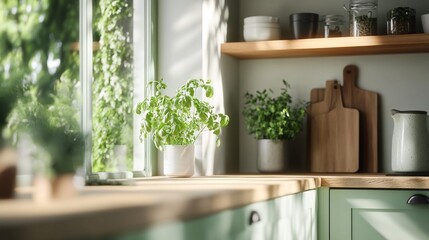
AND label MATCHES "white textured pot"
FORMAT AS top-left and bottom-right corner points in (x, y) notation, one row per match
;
(257, 139), (289, 172)
(163, 145), (195, 177)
